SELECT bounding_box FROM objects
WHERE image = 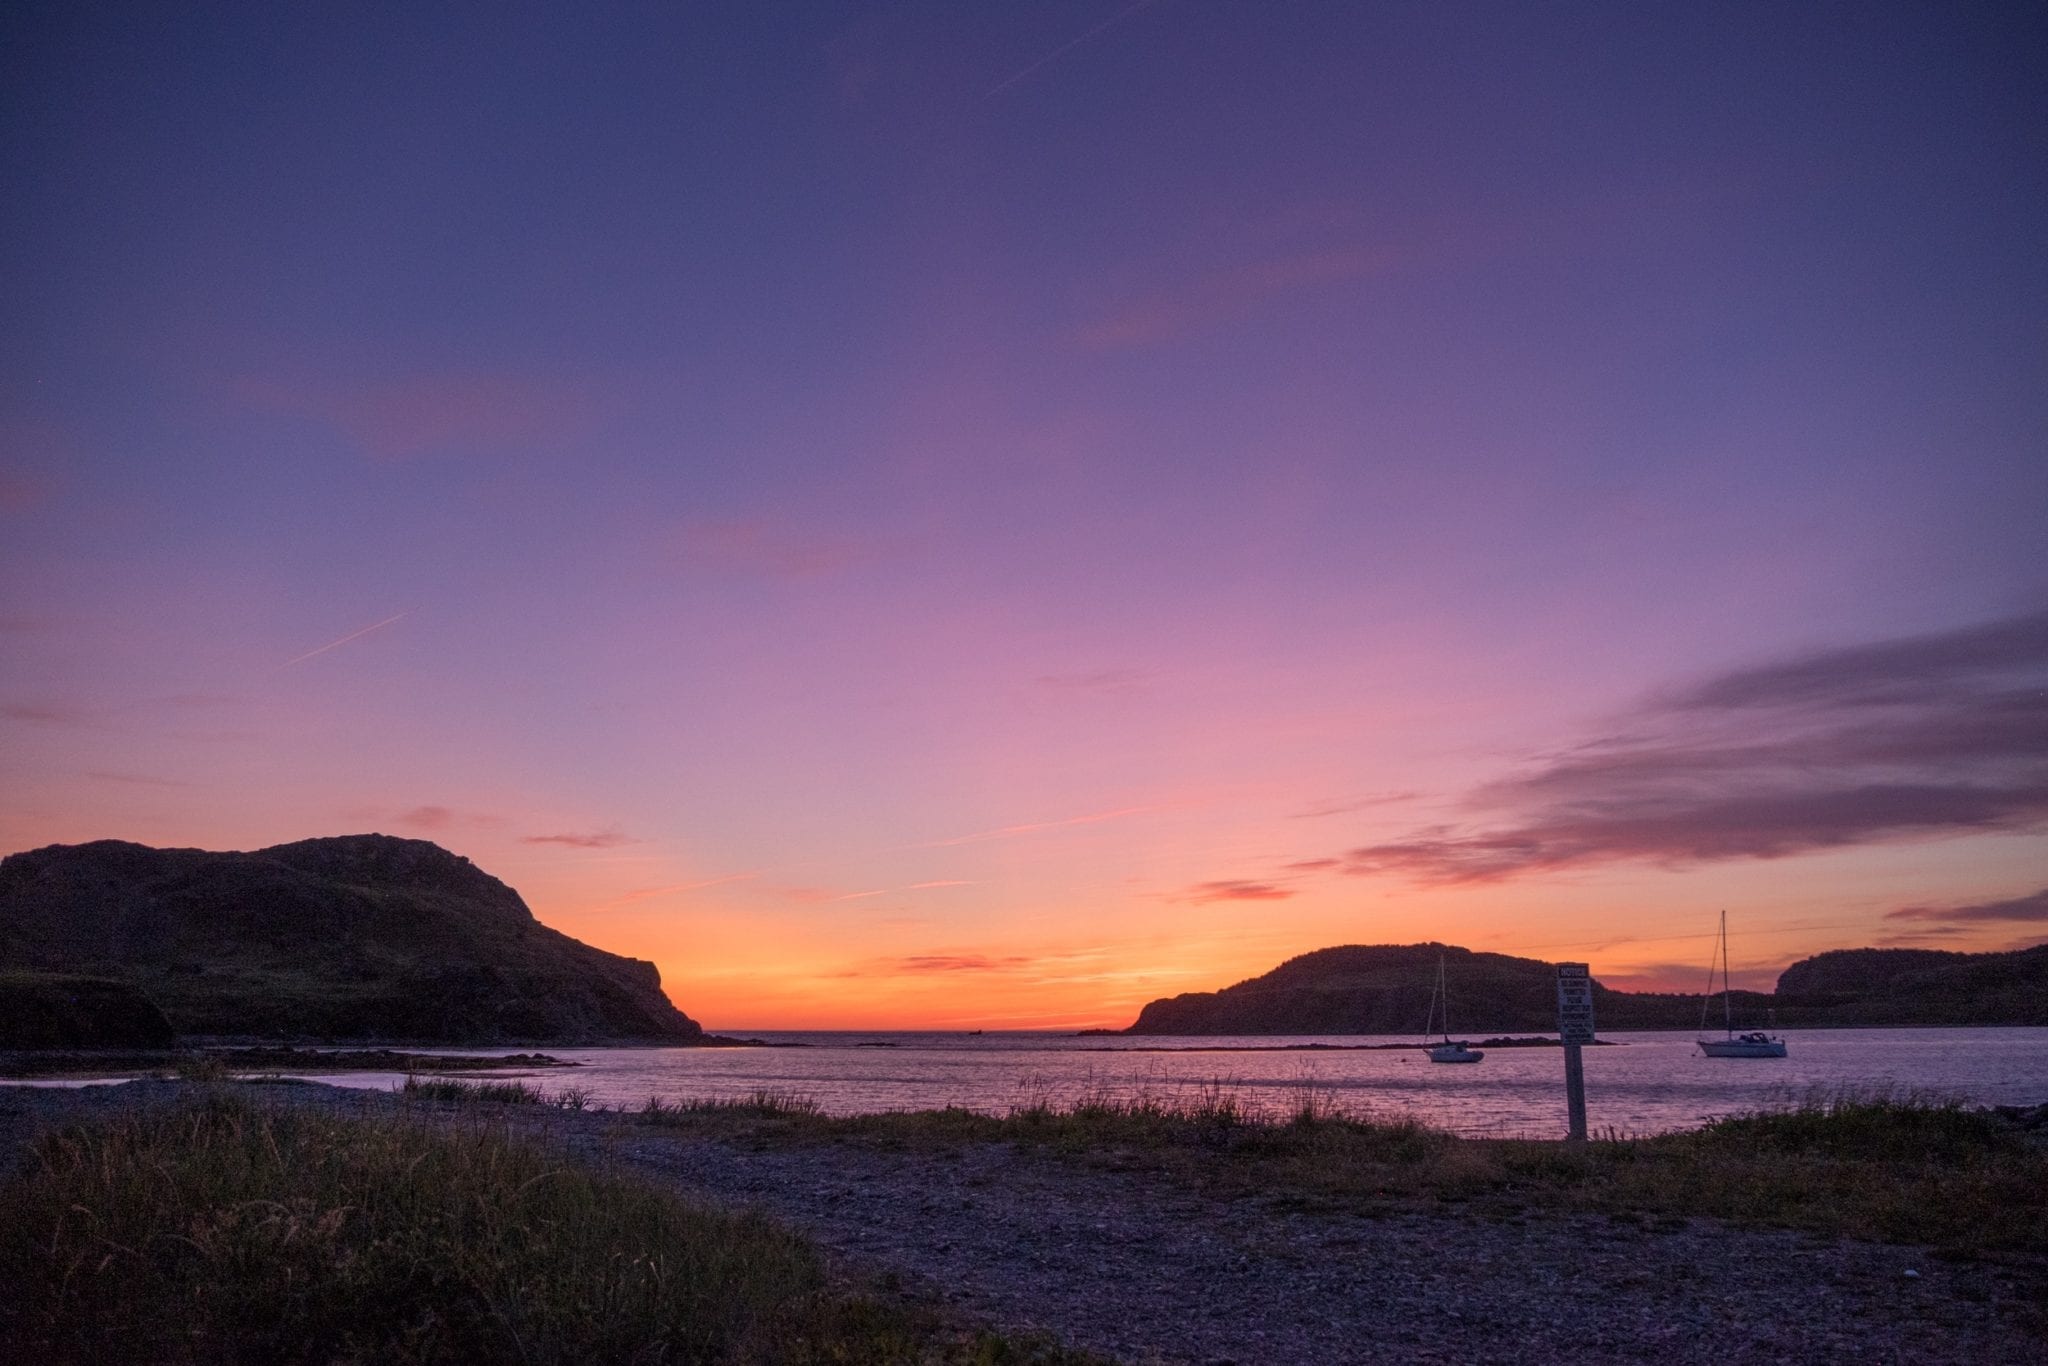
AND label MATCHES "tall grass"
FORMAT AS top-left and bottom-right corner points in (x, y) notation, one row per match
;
(398, 1074), (554, 1106)
(0, 1096), (1097, 1364)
